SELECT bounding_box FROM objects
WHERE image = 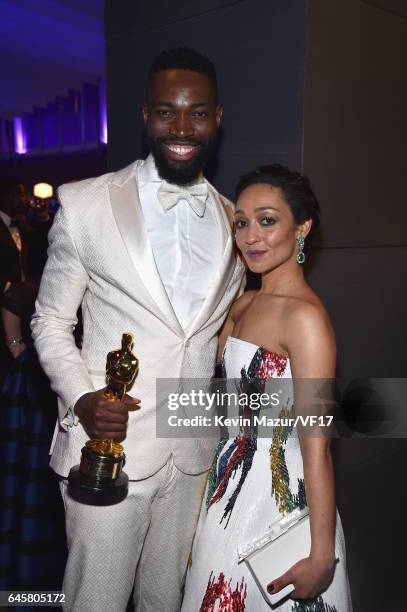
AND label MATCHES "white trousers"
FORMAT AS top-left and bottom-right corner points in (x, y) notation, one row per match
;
(60, 457), (207, 612)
